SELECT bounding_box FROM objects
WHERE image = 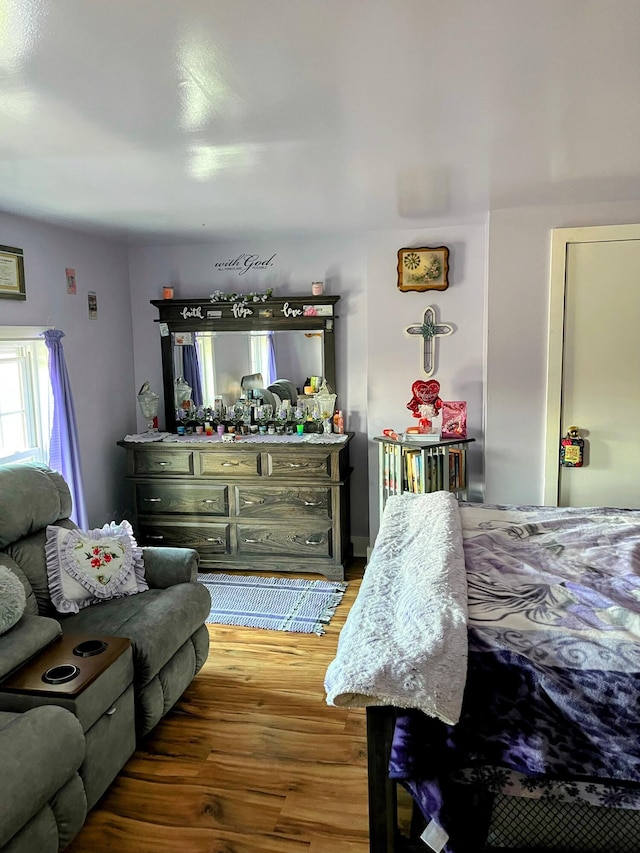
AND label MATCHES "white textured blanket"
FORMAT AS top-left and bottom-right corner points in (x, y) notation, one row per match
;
(324, 491), (468, 725)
